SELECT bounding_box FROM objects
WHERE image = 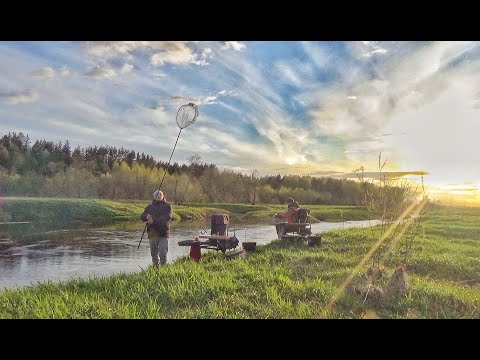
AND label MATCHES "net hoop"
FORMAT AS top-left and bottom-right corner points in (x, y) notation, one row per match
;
(176, 103), (199, 129)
